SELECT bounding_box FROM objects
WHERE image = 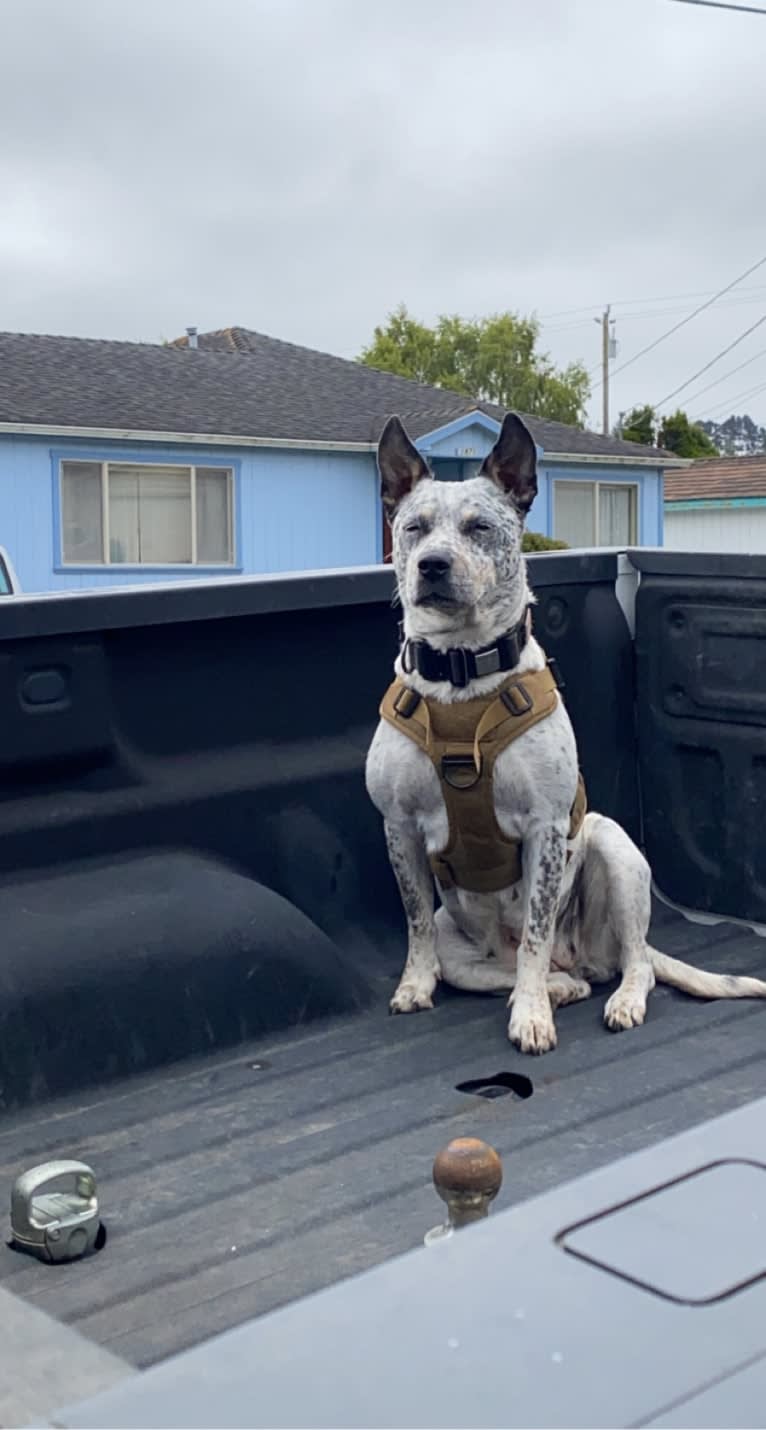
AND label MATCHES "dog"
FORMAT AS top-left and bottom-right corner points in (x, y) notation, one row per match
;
(365, 411), (766, 1054)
